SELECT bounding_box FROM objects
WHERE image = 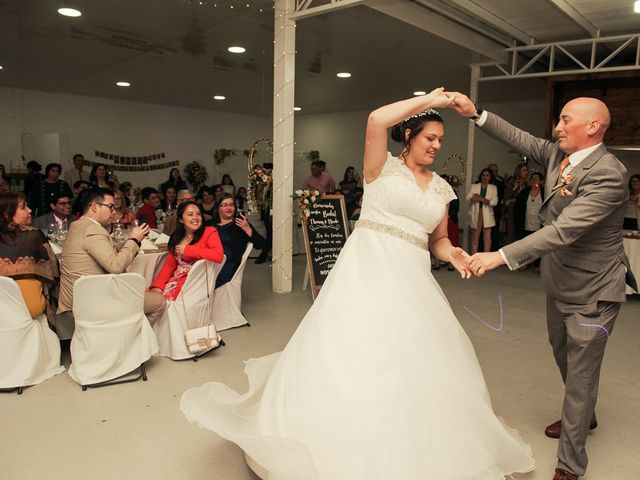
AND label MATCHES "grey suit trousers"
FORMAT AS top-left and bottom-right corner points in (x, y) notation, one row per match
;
(546, 296), (620, 476)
